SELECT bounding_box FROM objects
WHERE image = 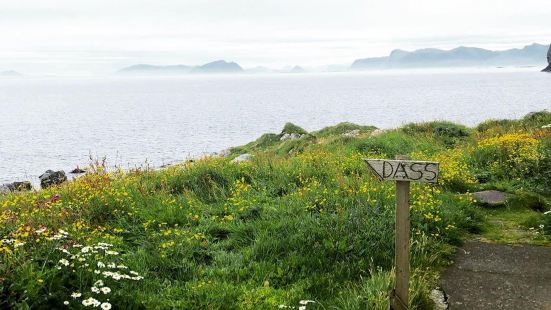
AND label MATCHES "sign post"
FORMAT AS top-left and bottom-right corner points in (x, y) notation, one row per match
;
(364, 156), (439, 310)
